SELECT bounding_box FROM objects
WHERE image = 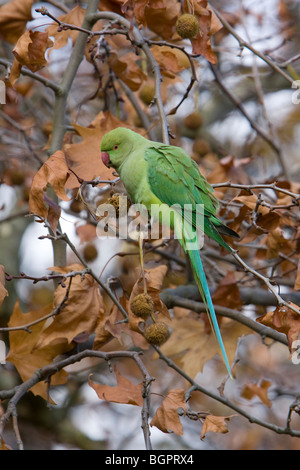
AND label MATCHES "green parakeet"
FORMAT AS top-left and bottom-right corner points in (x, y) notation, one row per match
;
(101, 127), (239, 377)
